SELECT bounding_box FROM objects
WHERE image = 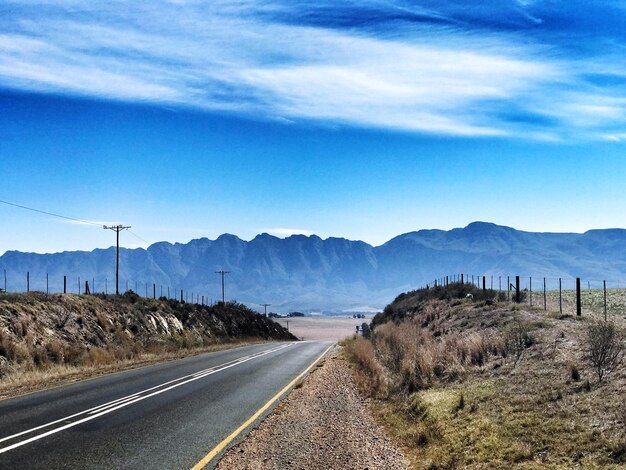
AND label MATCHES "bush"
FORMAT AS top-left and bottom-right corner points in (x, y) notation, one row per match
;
(344, 336), (386, 396)
(372, 282), (497, 329)
(586, 321), (623, 382)
(505, 322), (534, 367)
